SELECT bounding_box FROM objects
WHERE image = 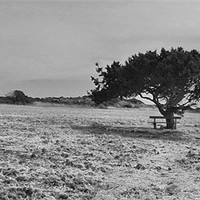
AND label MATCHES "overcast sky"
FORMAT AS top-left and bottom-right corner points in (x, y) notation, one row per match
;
(0, 0), (200, 97)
